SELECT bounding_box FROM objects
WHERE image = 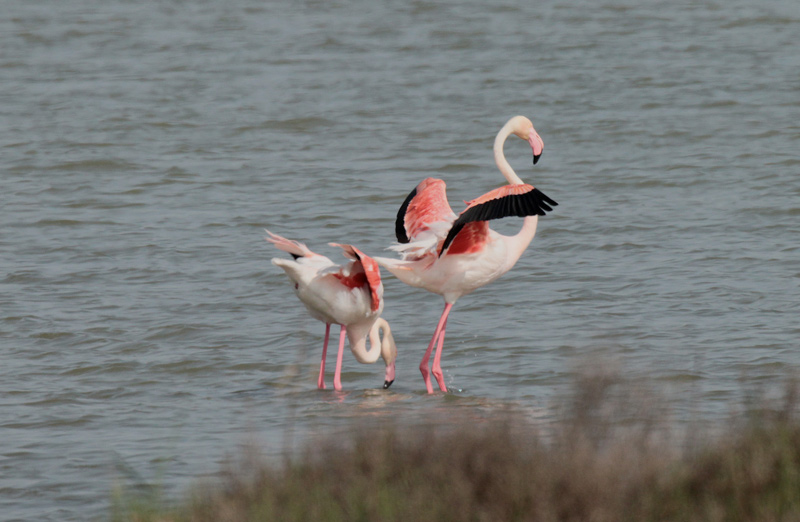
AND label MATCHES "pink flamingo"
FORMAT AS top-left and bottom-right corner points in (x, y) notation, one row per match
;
(373, 116), (557, 394)
(266, 230), (397, 391)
